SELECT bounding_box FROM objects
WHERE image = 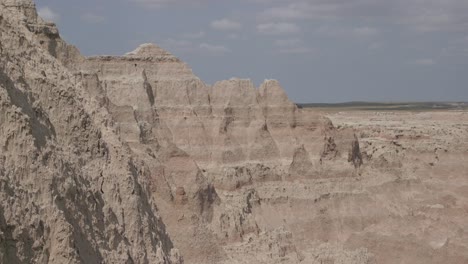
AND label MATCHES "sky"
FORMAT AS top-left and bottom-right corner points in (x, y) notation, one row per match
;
(35, 0), (468, 103)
